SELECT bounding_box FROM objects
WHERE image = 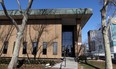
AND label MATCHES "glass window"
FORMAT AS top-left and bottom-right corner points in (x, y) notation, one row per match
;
(3, 41), (8, 54)
(53, 42), (58, 55)
(43, 42), (47, 55)
(62, 32), (73, 50)
(32, 42), (38, 55)
(111, 24), (116, 40)
(22, 42), (27, 54)
(99, 45), (102, 50)
(114, 54), (116, 59)
(90, 41), (95, 51)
